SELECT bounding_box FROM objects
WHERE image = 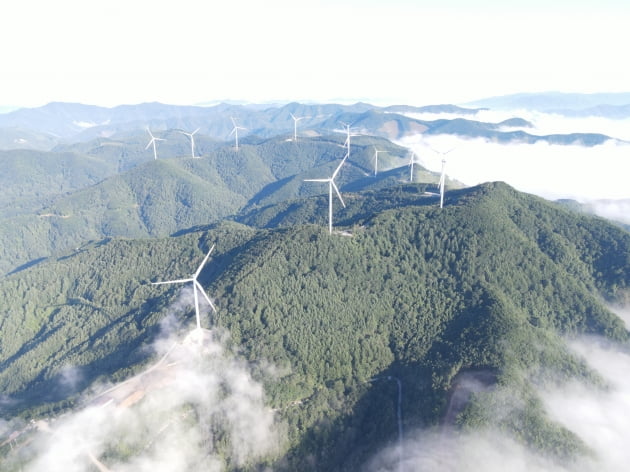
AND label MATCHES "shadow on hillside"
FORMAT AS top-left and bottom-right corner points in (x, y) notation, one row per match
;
(5, 257), (48, 276)
(274, 362), (443, 472)
(2, 295), (171, 418)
